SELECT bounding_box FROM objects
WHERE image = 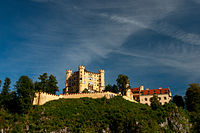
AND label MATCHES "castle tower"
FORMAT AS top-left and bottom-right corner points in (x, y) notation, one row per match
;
(64, 65), (105, 94)
(78, 65), (85, 92)
(65, 70), (72, 93)
(99, 69), (105, 92)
